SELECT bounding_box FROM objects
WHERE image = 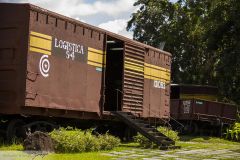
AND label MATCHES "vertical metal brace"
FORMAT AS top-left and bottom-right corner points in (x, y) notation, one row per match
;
(116, 89), (119, 111)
